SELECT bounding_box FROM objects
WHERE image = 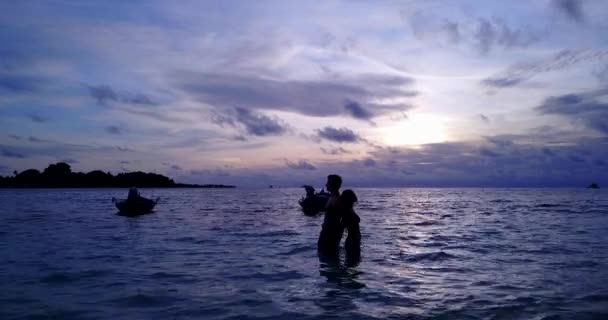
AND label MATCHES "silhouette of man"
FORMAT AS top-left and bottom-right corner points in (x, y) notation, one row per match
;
(317, 174), (343, 257)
